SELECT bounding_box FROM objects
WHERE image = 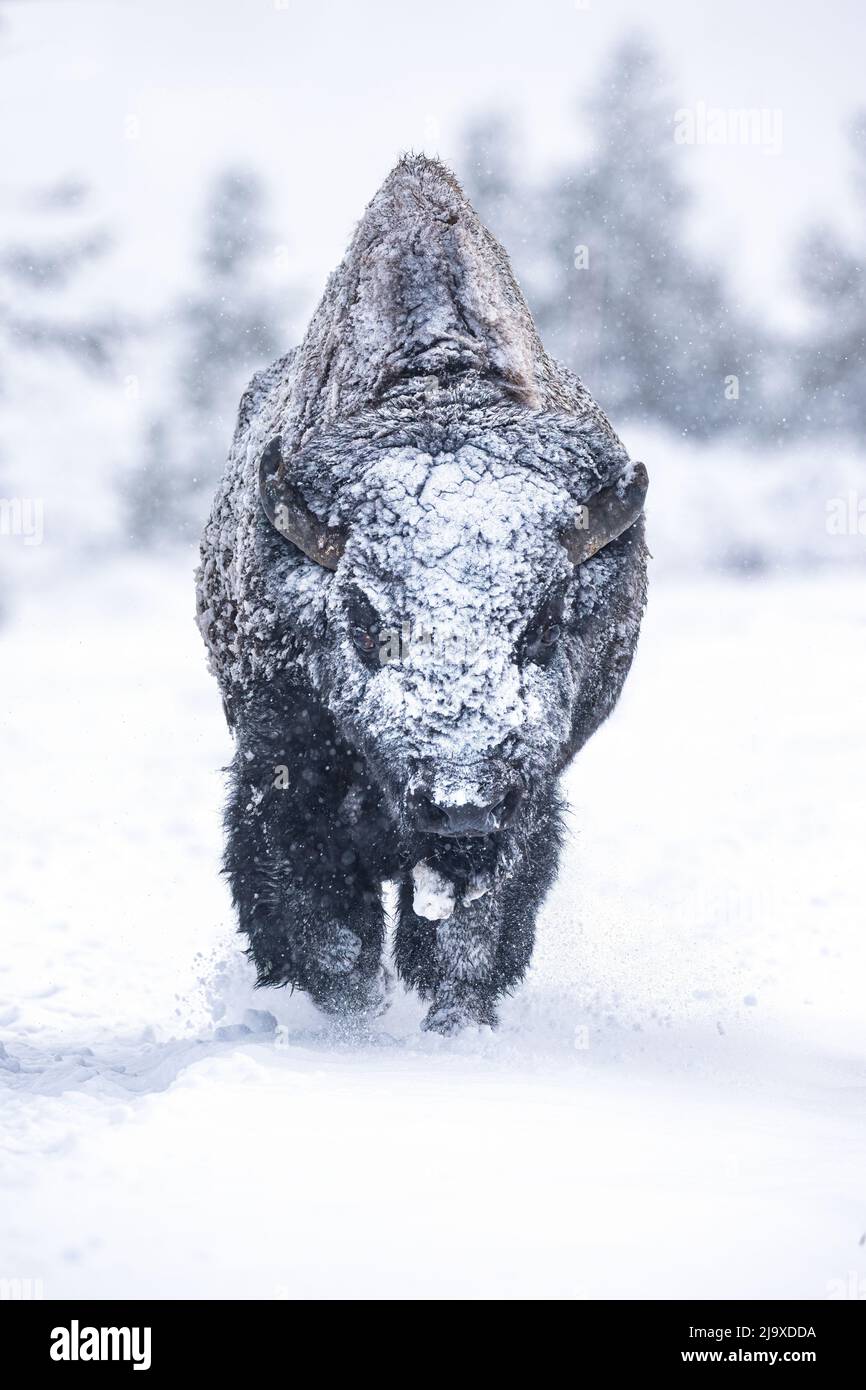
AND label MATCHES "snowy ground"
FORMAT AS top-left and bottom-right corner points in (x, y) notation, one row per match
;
(1, 557), (865, 1299)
